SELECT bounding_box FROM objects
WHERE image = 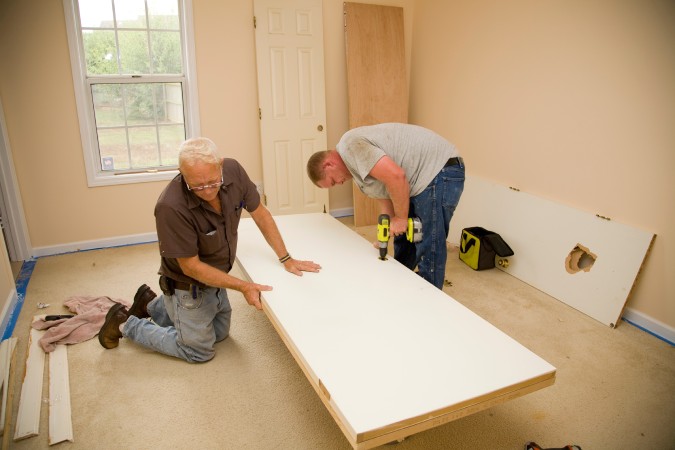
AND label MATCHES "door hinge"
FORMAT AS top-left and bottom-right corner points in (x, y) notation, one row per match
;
(263, 194), (267, 206)
(253, 16), (256, 29)
(259, 108), (262, 120)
